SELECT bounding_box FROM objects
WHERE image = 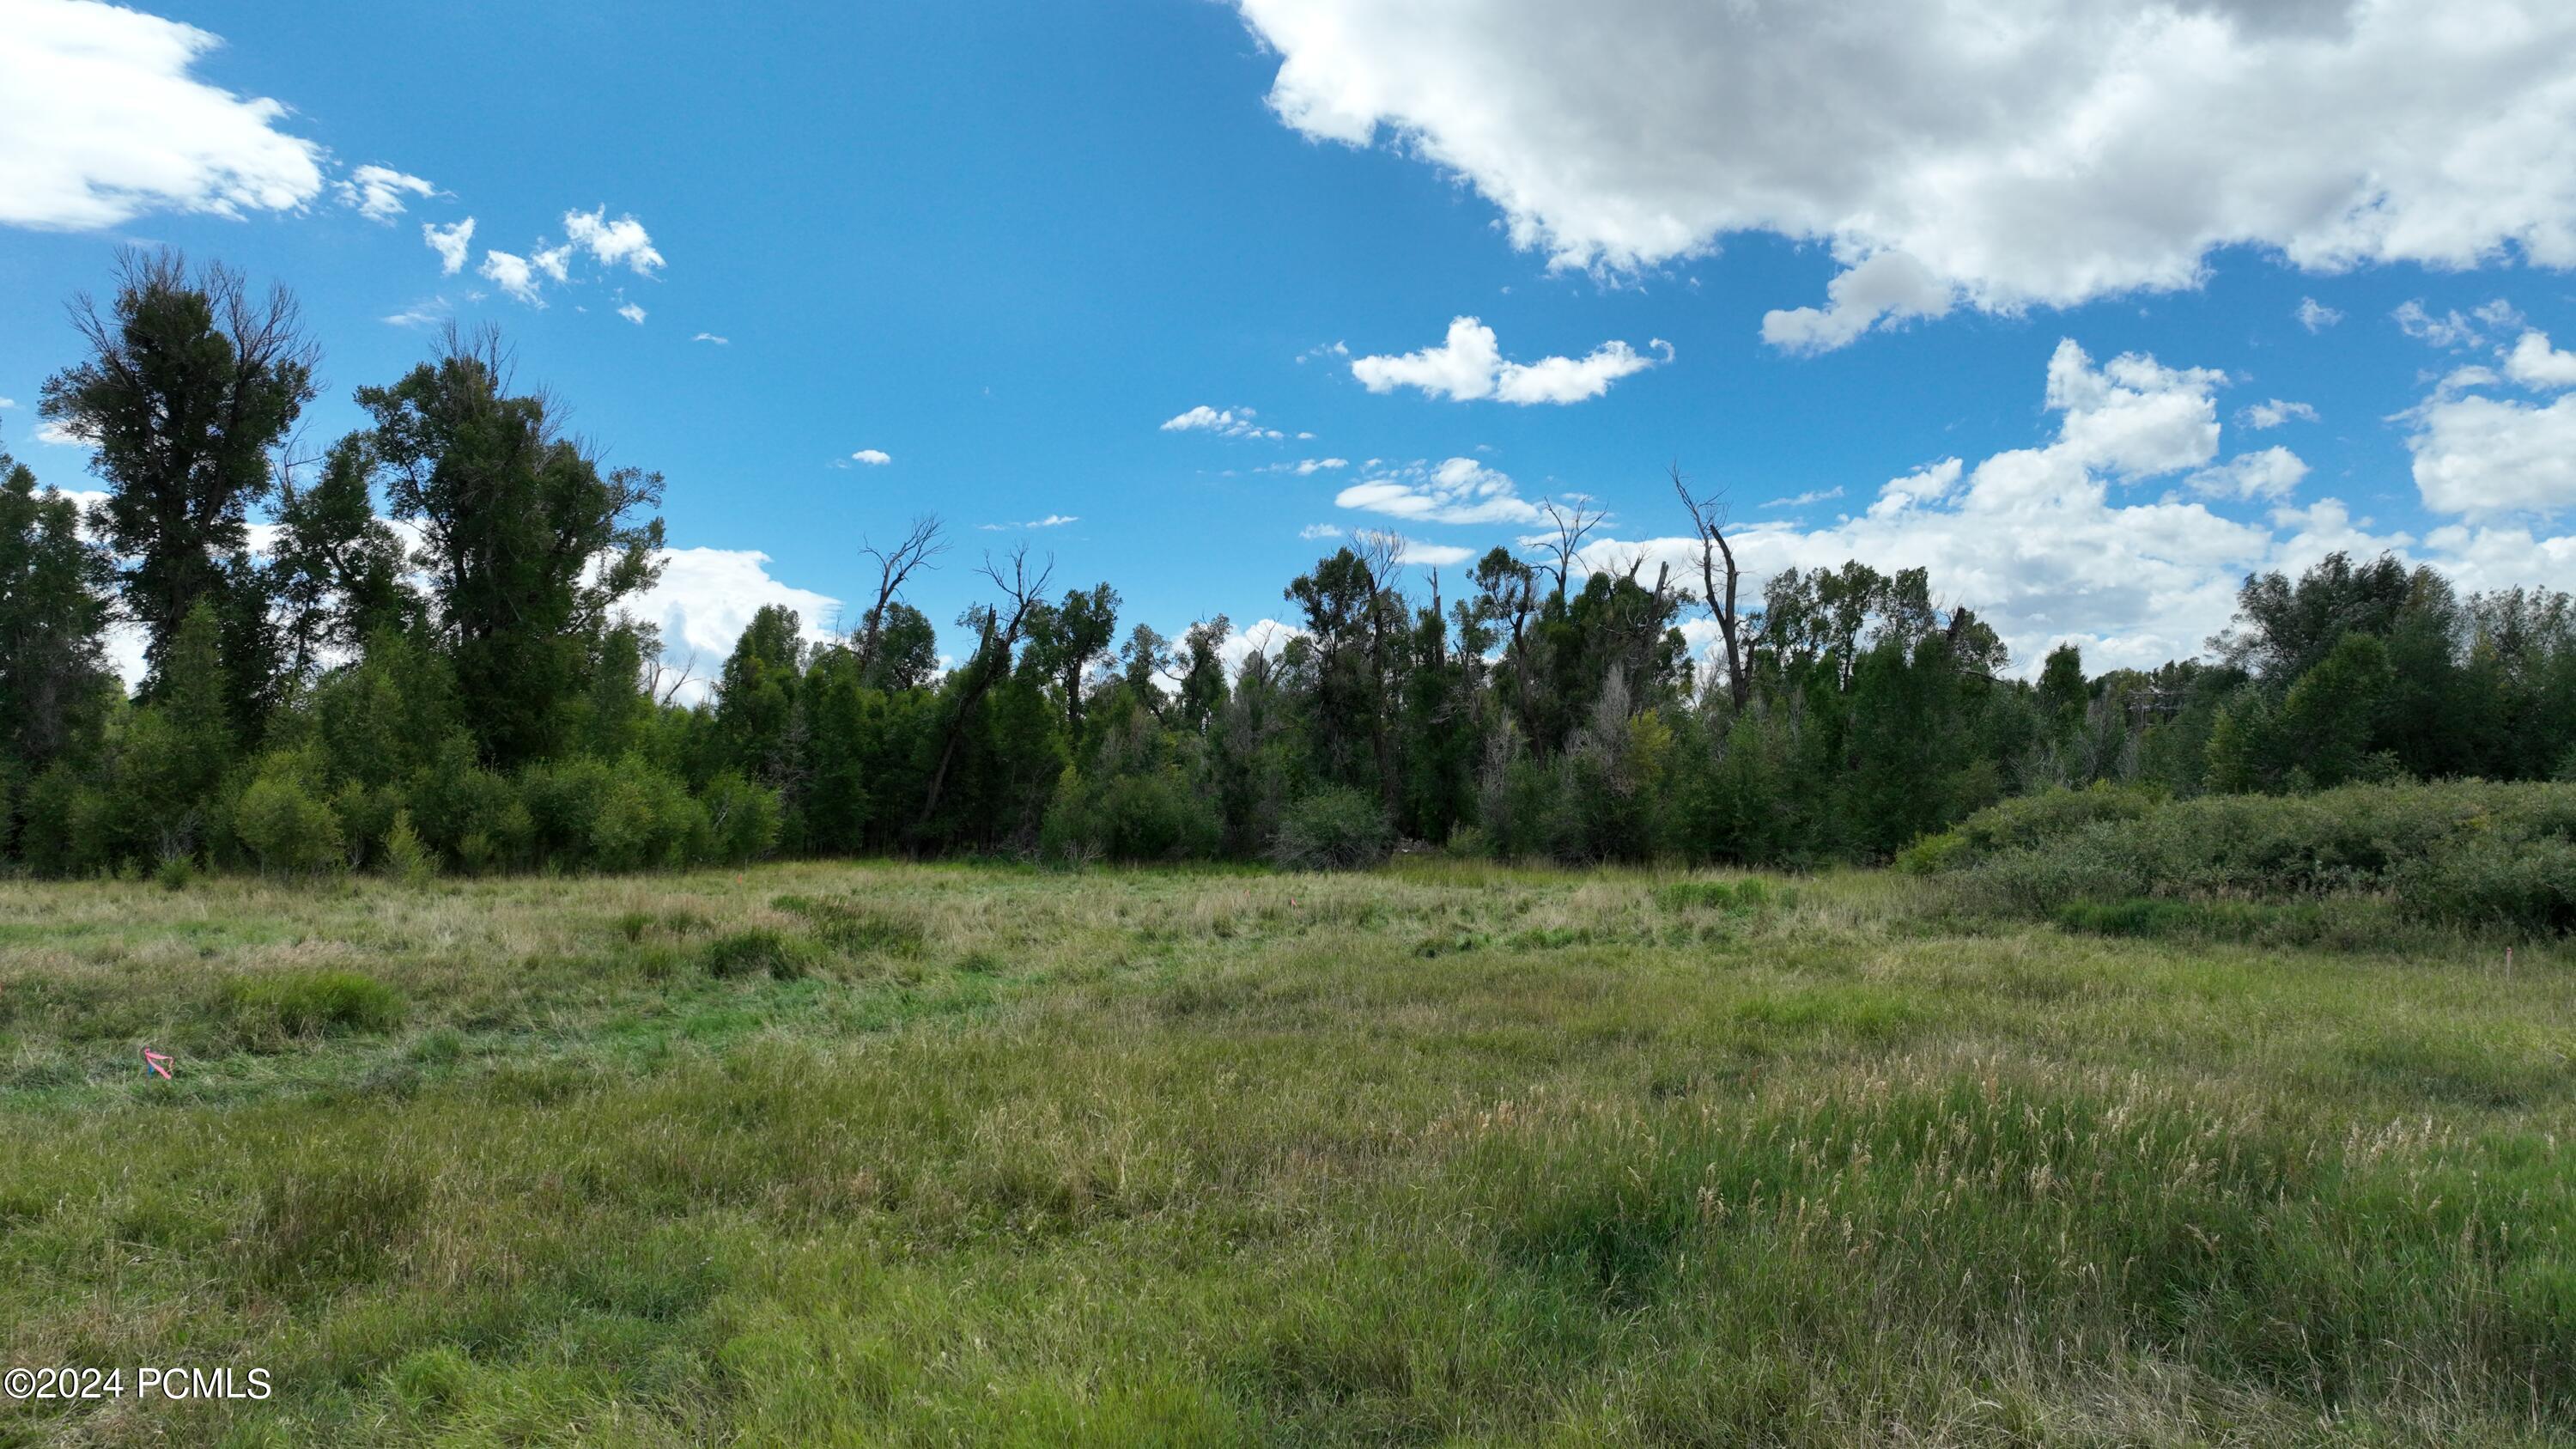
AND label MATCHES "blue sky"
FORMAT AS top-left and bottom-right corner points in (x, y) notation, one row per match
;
(5, 0), (2574, 684)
